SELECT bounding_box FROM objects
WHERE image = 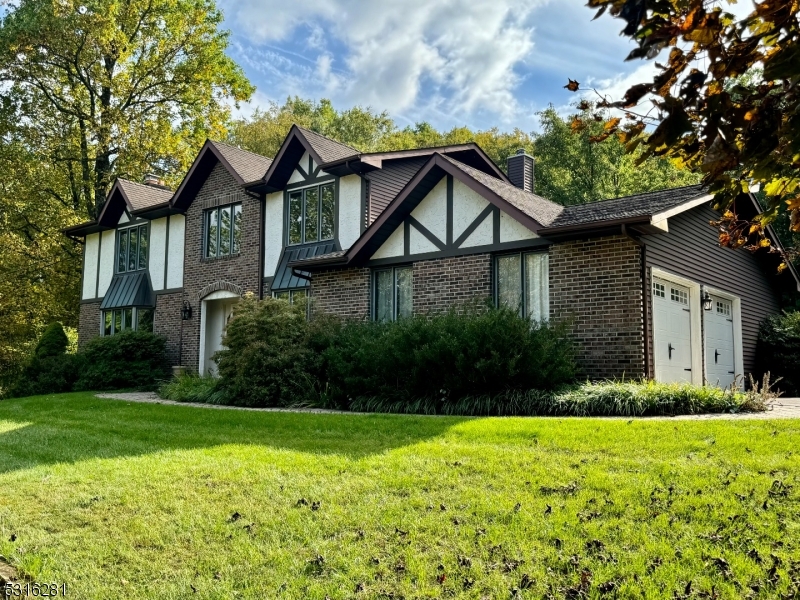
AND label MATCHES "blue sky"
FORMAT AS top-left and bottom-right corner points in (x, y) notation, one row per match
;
(219, 0), (750, 133)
